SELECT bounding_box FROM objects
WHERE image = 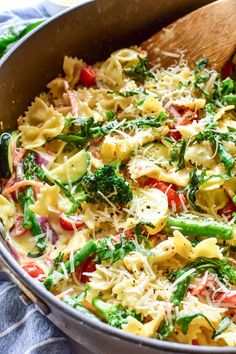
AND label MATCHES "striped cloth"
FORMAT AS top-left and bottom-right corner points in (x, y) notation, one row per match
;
(0, 2), (89, 354)
(0, 273), (74, 354)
